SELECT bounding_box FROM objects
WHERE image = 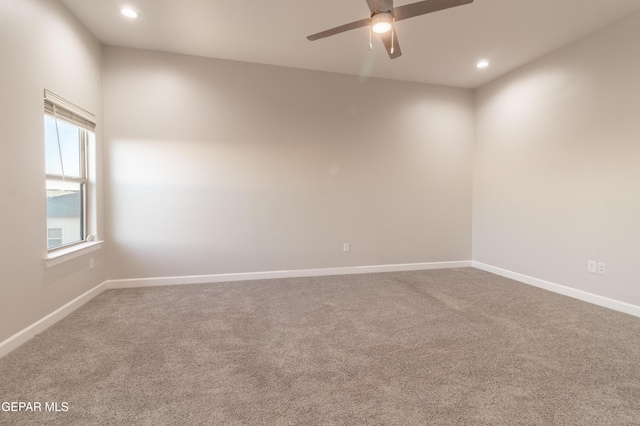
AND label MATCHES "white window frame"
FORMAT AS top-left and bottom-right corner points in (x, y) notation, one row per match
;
(45, 122), (89, 251)
(43, 90), (102, 267)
